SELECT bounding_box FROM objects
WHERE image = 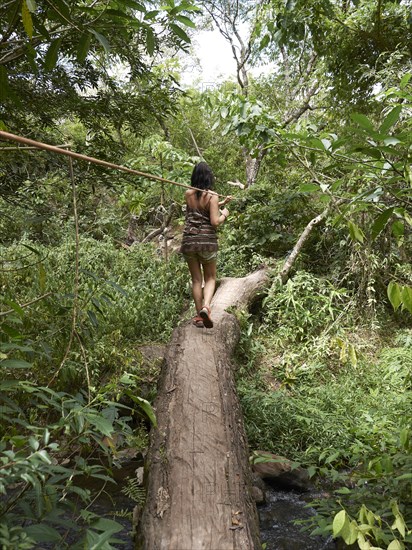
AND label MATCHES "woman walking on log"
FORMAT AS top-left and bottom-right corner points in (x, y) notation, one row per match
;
(181, 162), (231, 328)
